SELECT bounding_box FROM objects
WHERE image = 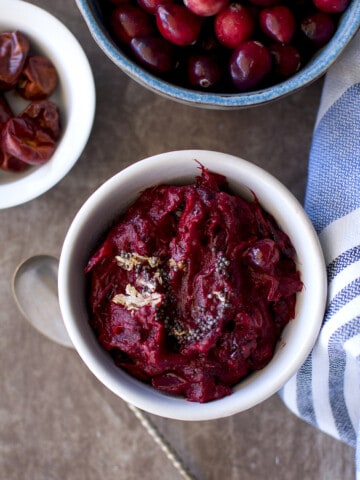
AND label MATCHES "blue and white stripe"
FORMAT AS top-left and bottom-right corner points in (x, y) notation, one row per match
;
(280, 30), (360, 478)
